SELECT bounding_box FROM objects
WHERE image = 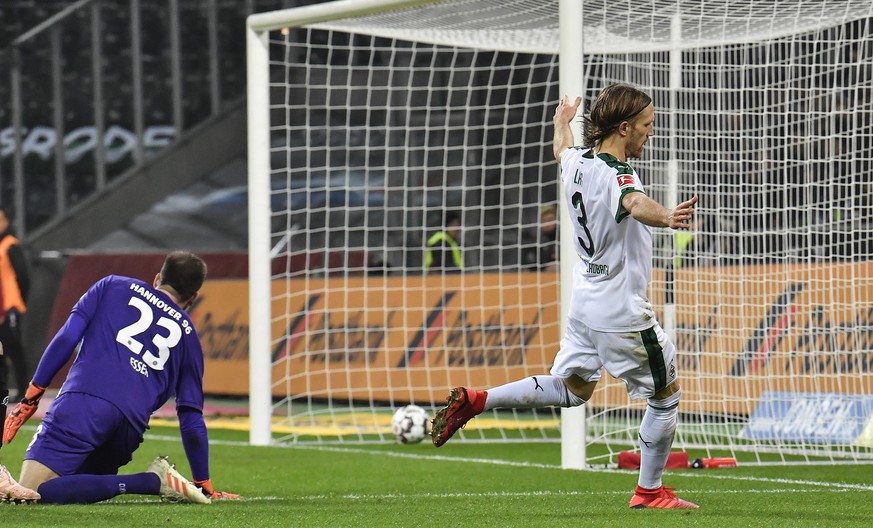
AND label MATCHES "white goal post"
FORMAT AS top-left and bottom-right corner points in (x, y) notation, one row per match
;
(246, 0), (873, 467)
